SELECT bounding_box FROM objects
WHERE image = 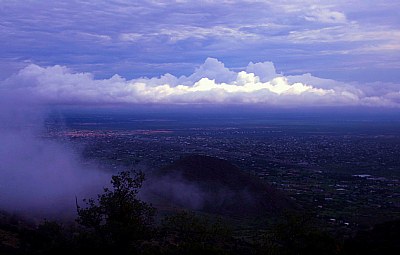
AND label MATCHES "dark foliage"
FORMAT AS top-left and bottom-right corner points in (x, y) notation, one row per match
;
(19, 220), (72, 255)
(1, 168), (397, 255)
(342, 219), (400, 255)
(159, 211), (235, 254)
(76, 170), (156, 253)
(258, 213), (338, 255)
